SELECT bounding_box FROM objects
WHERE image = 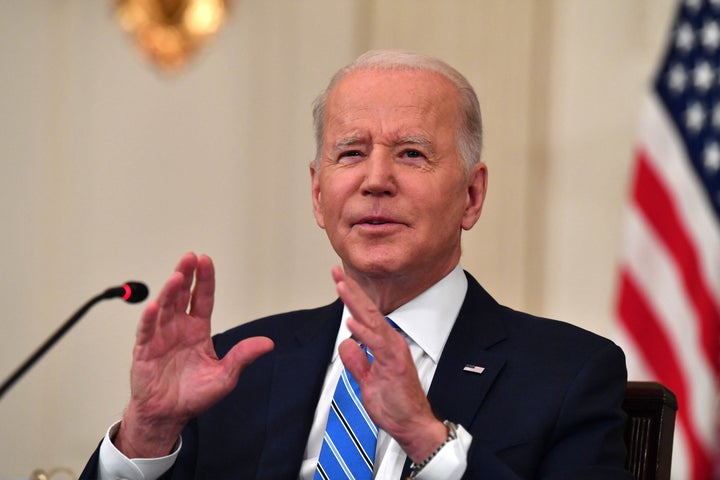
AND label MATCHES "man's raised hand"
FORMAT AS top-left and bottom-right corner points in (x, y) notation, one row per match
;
(115, 253), (274, 458)
(332, 266), (447, 463)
